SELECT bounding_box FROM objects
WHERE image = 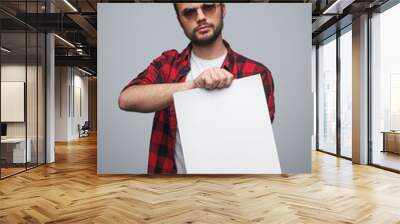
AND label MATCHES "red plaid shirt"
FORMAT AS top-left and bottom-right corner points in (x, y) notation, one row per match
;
(124, 40), (275, 174)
